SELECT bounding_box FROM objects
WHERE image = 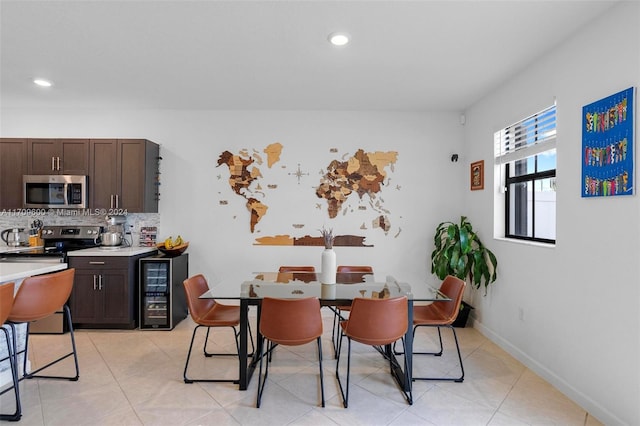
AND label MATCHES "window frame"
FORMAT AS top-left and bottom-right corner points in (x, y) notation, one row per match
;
(504, 159), (556, 244)
(495, 103), (557, 244)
